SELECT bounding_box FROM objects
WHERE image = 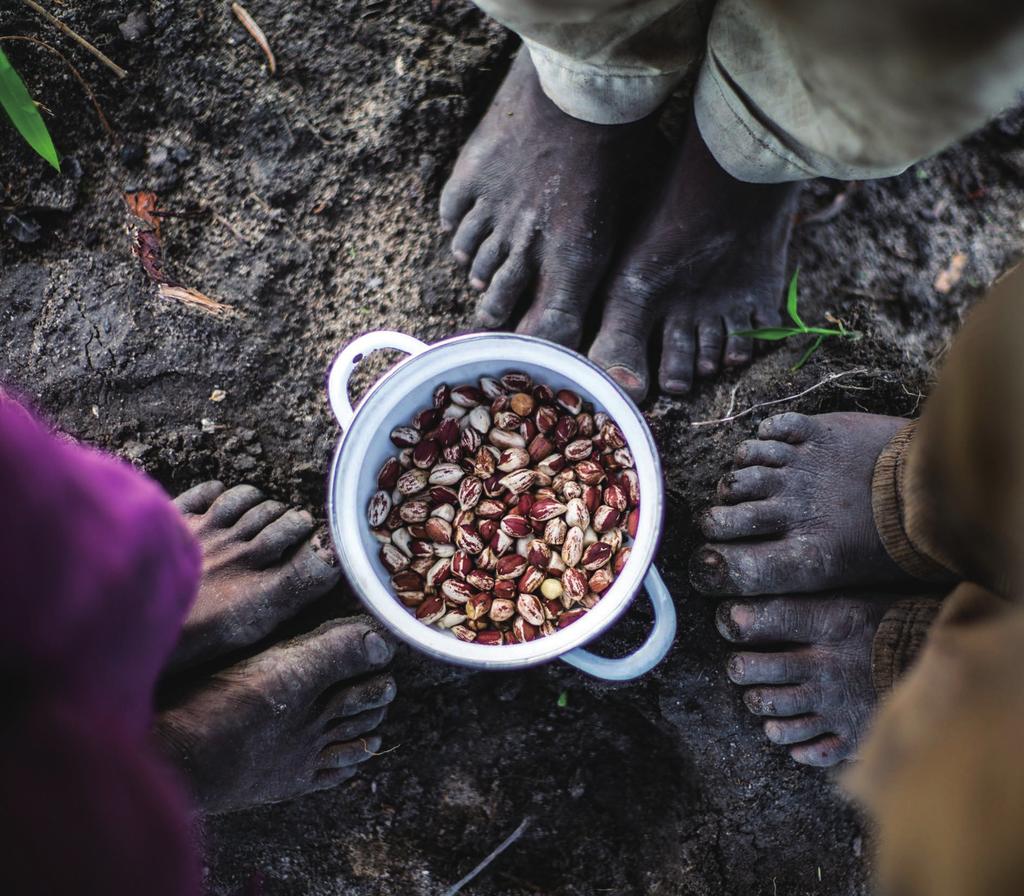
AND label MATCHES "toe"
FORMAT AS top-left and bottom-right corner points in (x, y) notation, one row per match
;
(439, 172), (475, 234)
(727, 649), (815, 684)
(312, 766), (358, 790)
(788, 733), (852, 767)
(475, 253), (532, 328)
(753, 305), (783, 330)
(715, 597), (848, 644)
(204, 484), (265, 527)
(451, 204), (491, 265)
(319, 671), (398, 717)
(517, 264), (595, 349)
(757, 412), (818, 444)
(174, 480), (226, 515)
(293, 621), (396, 691)
(268, 537), (342, 606)
(233, 499), (289, 540)
(658, 313), (696, 395)
(743, 683), (817, 717)
(763, 715), (829, 746)
(250, 508), (315, 561)
(734, 438), (795, 468)
(469, 232), (508, 291)
(691, 541), (818, 596)
(716, 466), (783, 503)
(696, 318), (725, 377)
(317, 734), (382, 770)
(723, 312), (753, 368)
(320, 705), (388, 740)
(588, 283), (657, 402)
(699, 500), (789, 541)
